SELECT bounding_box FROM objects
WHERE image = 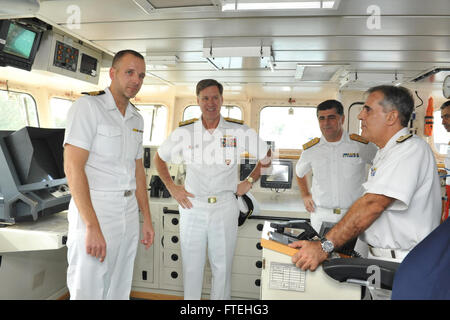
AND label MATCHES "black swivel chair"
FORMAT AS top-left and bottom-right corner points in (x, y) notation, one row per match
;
(322, 218), (450, 300)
